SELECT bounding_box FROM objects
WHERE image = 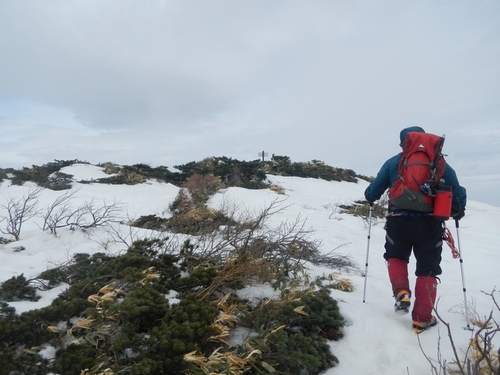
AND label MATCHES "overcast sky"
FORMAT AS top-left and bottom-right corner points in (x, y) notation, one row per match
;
(1, 1), (499, 206)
